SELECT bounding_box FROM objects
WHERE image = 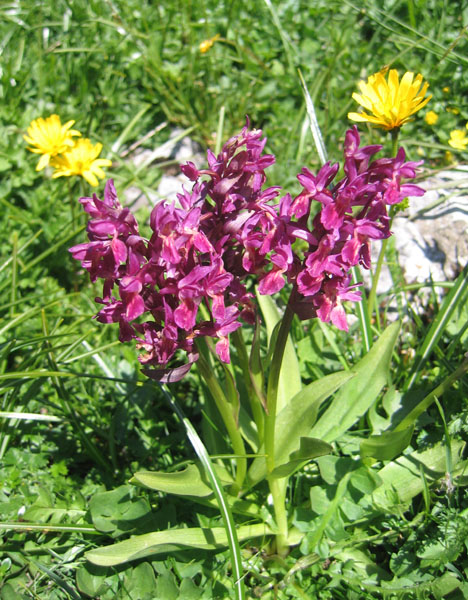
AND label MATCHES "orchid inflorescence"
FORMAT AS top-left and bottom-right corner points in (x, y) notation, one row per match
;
(70, 122), (423, 375)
